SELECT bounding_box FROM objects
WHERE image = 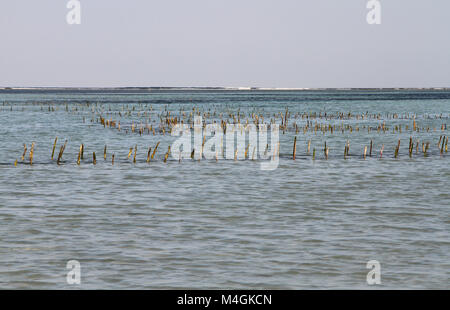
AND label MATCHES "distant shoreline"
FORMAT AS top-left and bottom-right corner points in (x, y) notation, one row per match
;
(1, 87), (449, 91)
